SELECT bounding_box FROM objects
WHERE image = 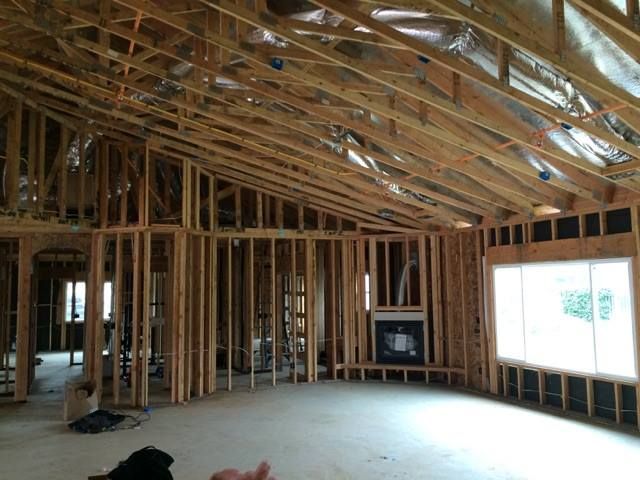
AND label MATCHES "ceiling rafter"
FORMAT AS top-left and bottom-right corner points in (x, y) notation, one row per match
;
(0, 66), (443, 229)
(29, 0), (601, 204)
(0, 15), (528, 219)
